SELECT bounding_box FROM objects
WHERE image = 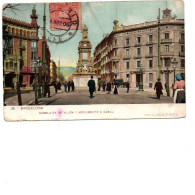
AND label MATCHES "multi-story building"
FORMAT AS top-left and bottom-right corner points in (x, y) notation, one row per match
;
(38, 39), (51, 83)
(3, 7), (39, 87)
(93, 8), (185, 89)
(50, 60), (57, 83)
